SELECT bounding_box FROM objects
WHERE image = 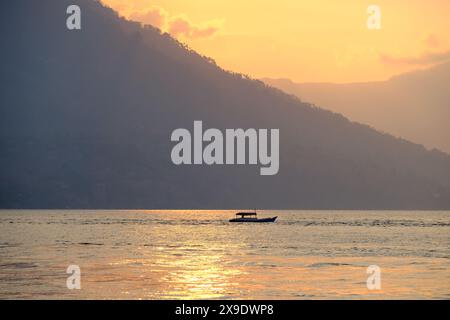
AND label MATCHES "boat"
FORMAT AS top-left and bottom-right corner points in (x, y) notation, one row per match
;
(229, 211), (277, 223)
